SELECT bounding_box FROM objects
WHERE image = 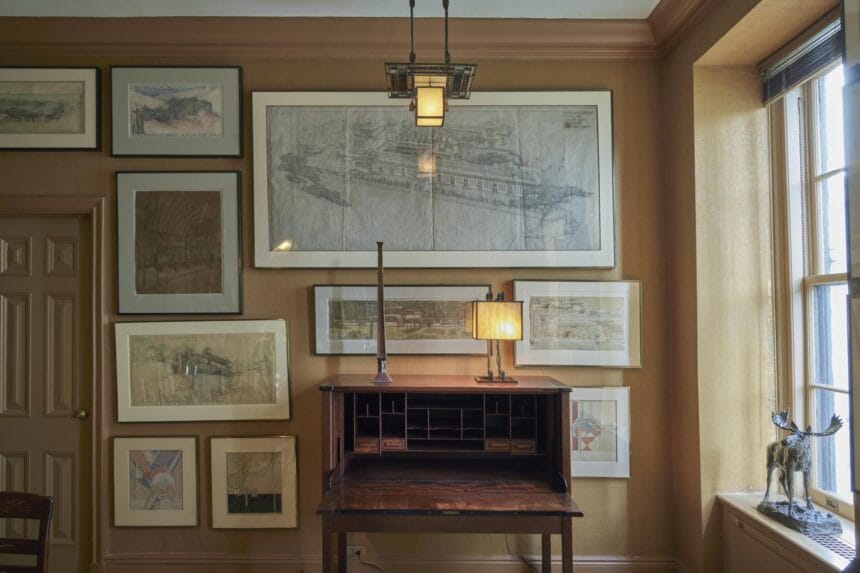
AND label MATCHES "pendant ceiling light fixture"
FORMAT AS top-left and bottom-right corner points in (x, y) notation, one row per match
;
(385, 0), (477, 127)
